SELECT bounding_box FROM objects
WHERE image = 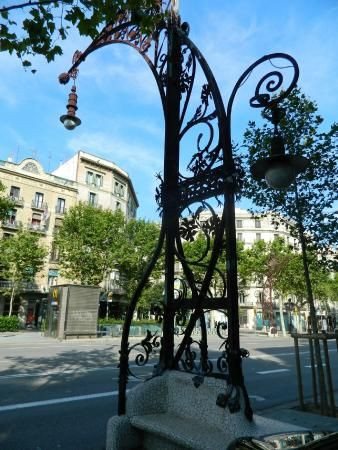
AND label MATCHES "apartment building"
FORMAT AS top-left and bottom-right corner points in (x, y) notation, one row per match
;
(0, 151), (138, 325)
(178, 208), (301, 331)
